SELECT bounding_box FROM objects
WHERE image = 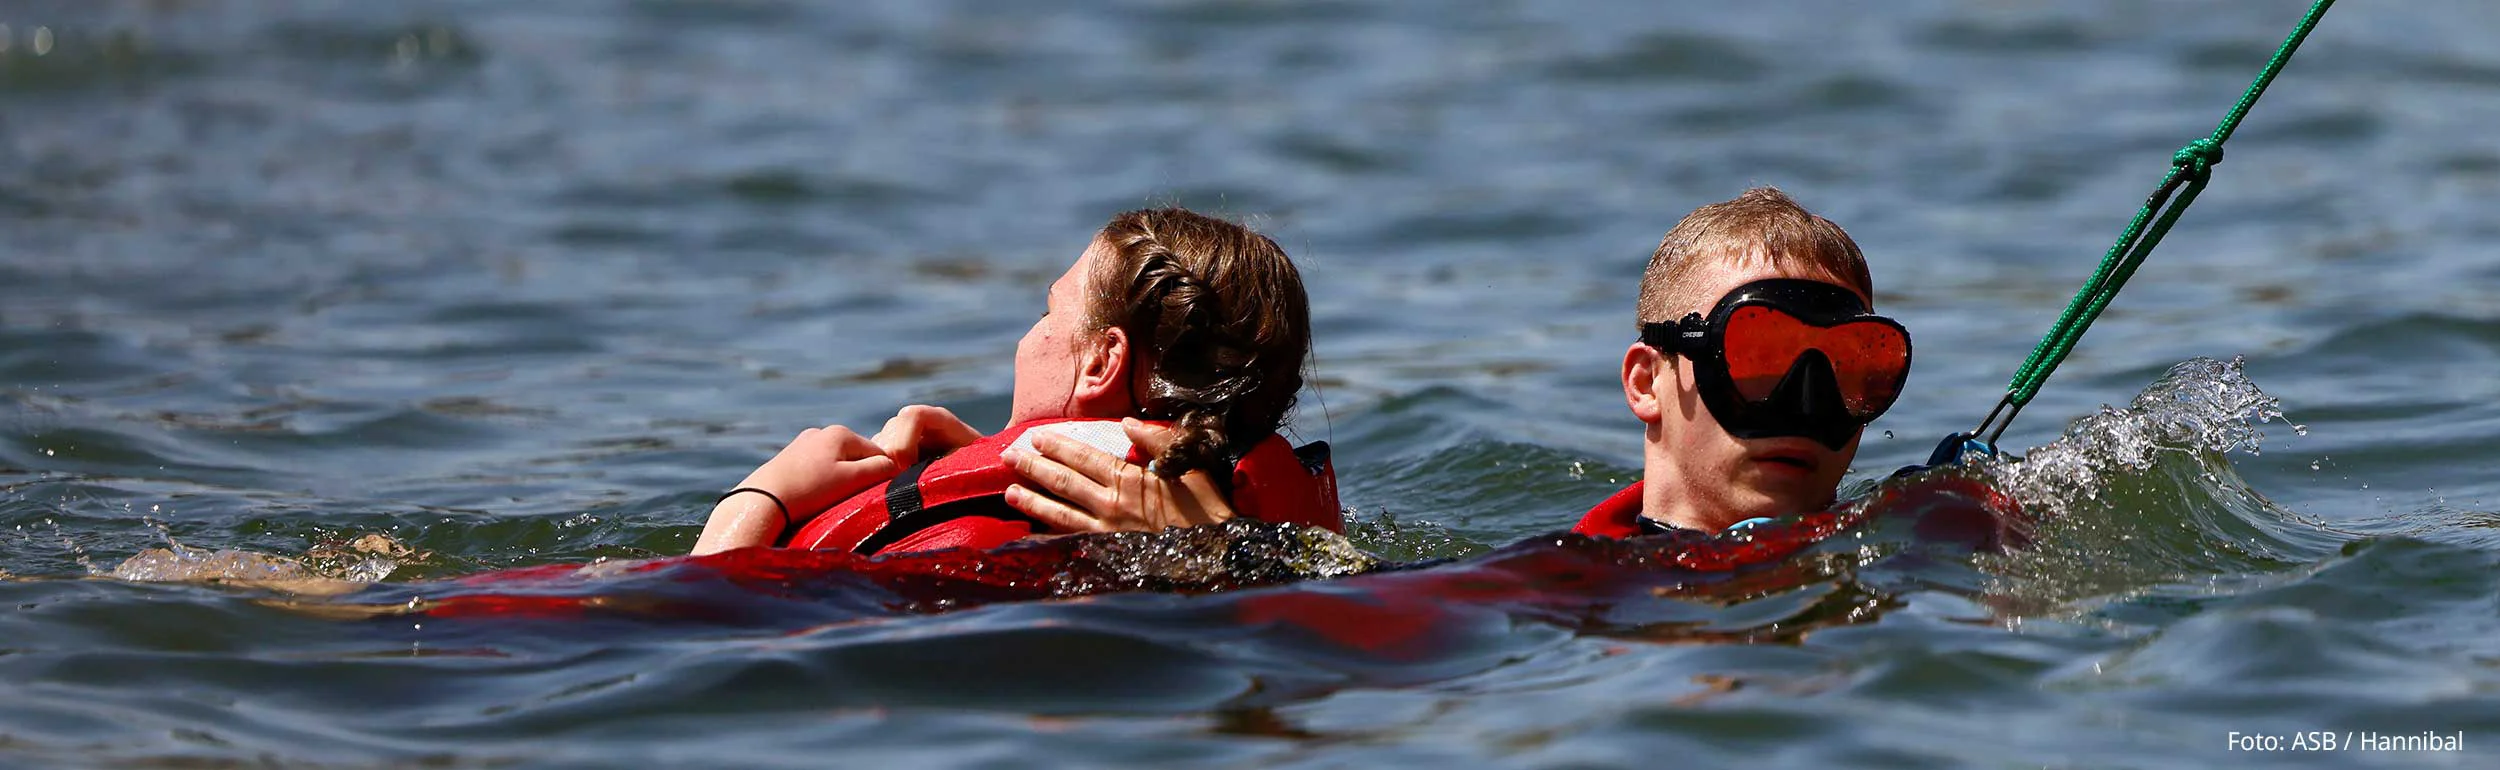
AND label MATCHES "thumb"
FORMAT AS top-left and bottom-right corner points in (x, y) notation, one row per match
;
(1121, 417), (1185, 460)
